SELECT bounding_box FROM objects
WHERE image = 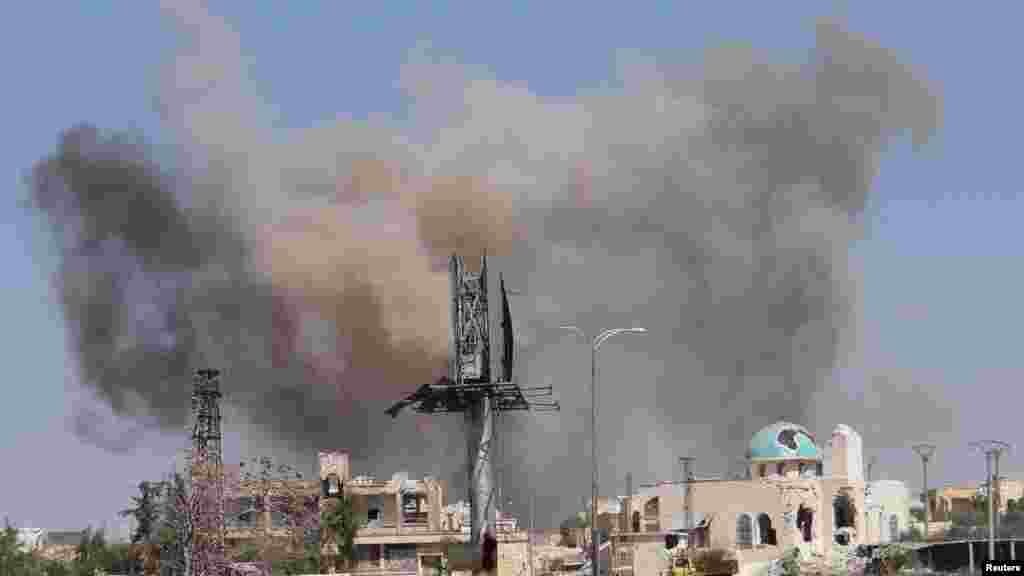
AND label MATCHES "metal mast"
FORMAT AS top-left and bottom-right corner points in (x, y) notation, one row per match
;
(912, 444), (936, 542)
(970, 440), (1010, 561)
(190, 368), (225, 576)
(387, 255), (558, 573)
